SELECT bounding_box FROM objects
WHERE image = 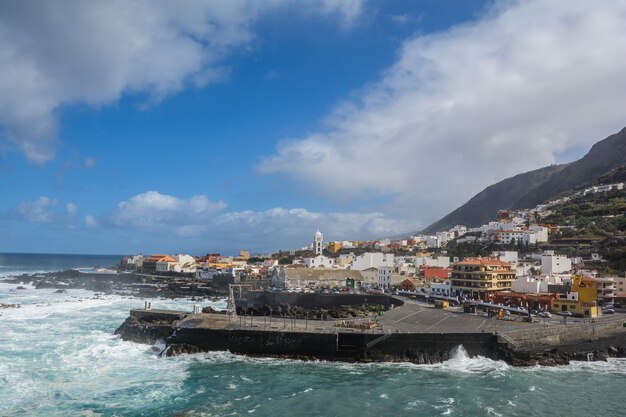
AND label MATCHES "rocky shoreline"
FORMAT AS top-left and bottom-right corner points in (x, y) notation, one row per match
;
(1, 269), (227, 299)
